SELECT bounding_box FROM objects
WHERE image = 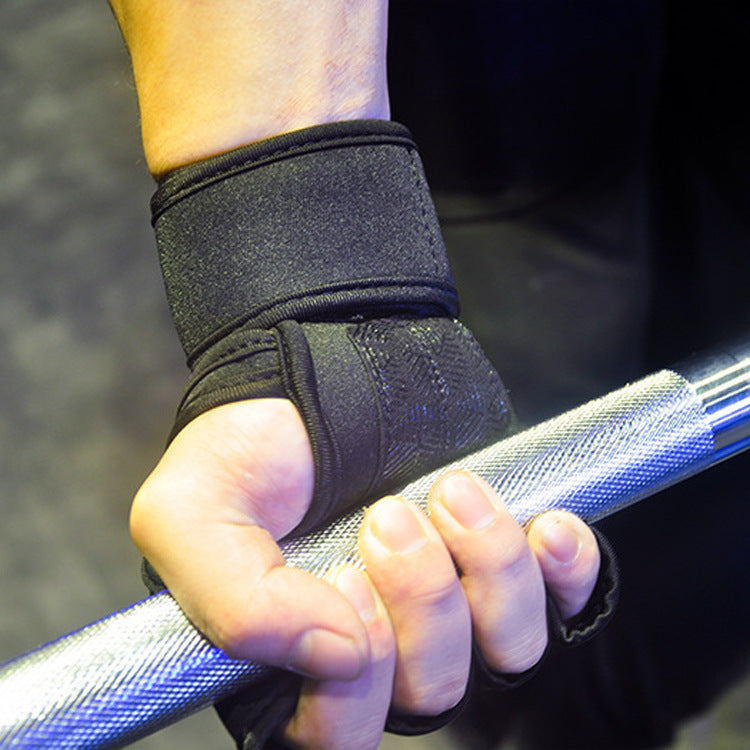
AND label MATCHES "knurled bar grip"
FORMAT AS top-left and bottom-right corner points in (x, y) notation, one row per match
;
(2, 343), (749, 749)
